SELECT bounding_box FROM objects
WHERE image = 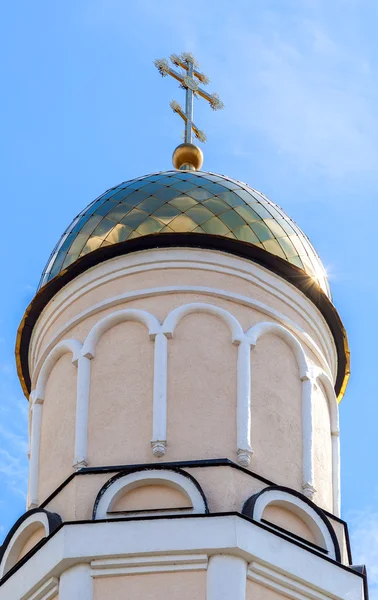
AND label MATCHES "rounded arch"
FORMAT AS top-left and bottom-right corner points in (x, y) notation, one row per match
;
(33, 339), (82, 402)
(315, 369), (339, 434)
(81, 308), (161, 359)
(93, 468), (208, 520)
(242, 486), (340, 561)
(247, 322), (309, 379)
(162, 302), (244, 344)
(0, 509), (61, 577)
